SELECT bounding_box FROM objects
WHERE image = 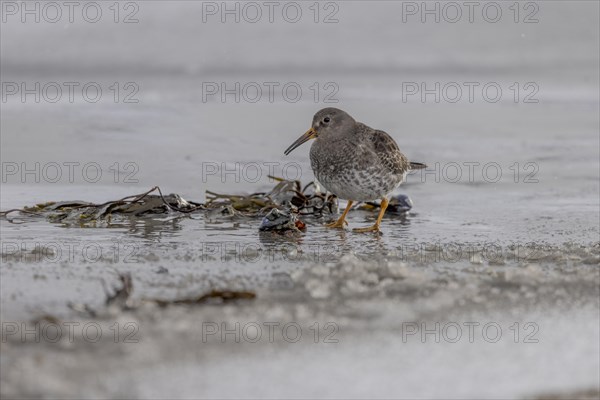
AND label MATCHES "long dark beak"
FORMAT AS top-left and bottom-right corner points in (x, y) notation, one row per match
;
(284, 128), (317, 155)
